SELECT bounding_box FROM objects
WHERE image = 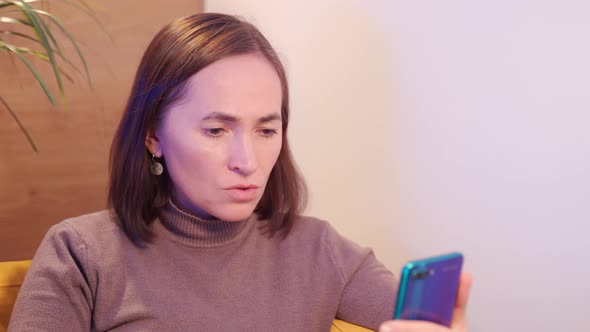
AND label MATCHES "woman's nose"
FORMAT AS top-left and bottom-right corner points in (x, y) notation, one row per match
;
(228, 135), (258, 175)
